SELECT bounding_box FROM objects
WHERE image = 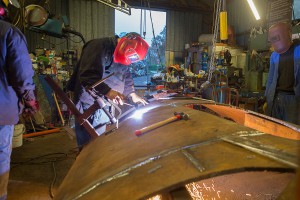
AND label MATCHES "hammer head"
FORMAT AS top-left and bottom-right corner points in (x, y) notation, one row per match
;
(174, 112), (190, 120)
